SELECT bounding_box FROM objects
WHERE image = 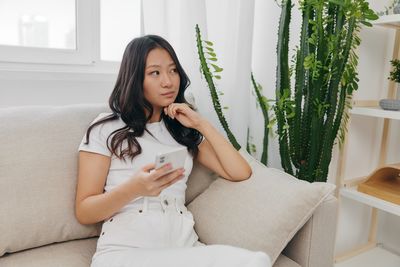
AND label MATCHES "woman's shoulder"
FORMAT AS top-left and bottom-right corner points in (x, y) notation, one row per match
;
(90, 112), (125, 132)
(92, 112), (114, 123)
